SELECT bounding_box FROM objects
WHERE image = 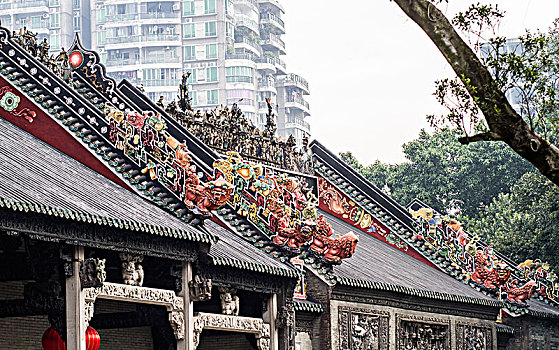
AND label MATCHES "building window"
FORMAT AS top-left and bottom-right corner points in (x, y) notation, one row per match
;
(50, 34), (60, 49)
(206, 44), (217, 59)
(97, 31), (106, 45)
(73, 12), (81, 30)
(205, 21), (216, 37)
(49, 13), (60, 28)
(183, 23), (195, 38)
(207, 89), (218, 105)
(226, 66), (253, 83)
(49, 0), (60, 6)
(184, 68), (197, 83)
(183, 1), (194, 16)
(184, 46), (196, 60)
(206, 67), (217, 82)
(204, 0), (216, 14)
(97, 8), (106, 24)
(30, 16), (41, 29)
(191, 91), (198, 106)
